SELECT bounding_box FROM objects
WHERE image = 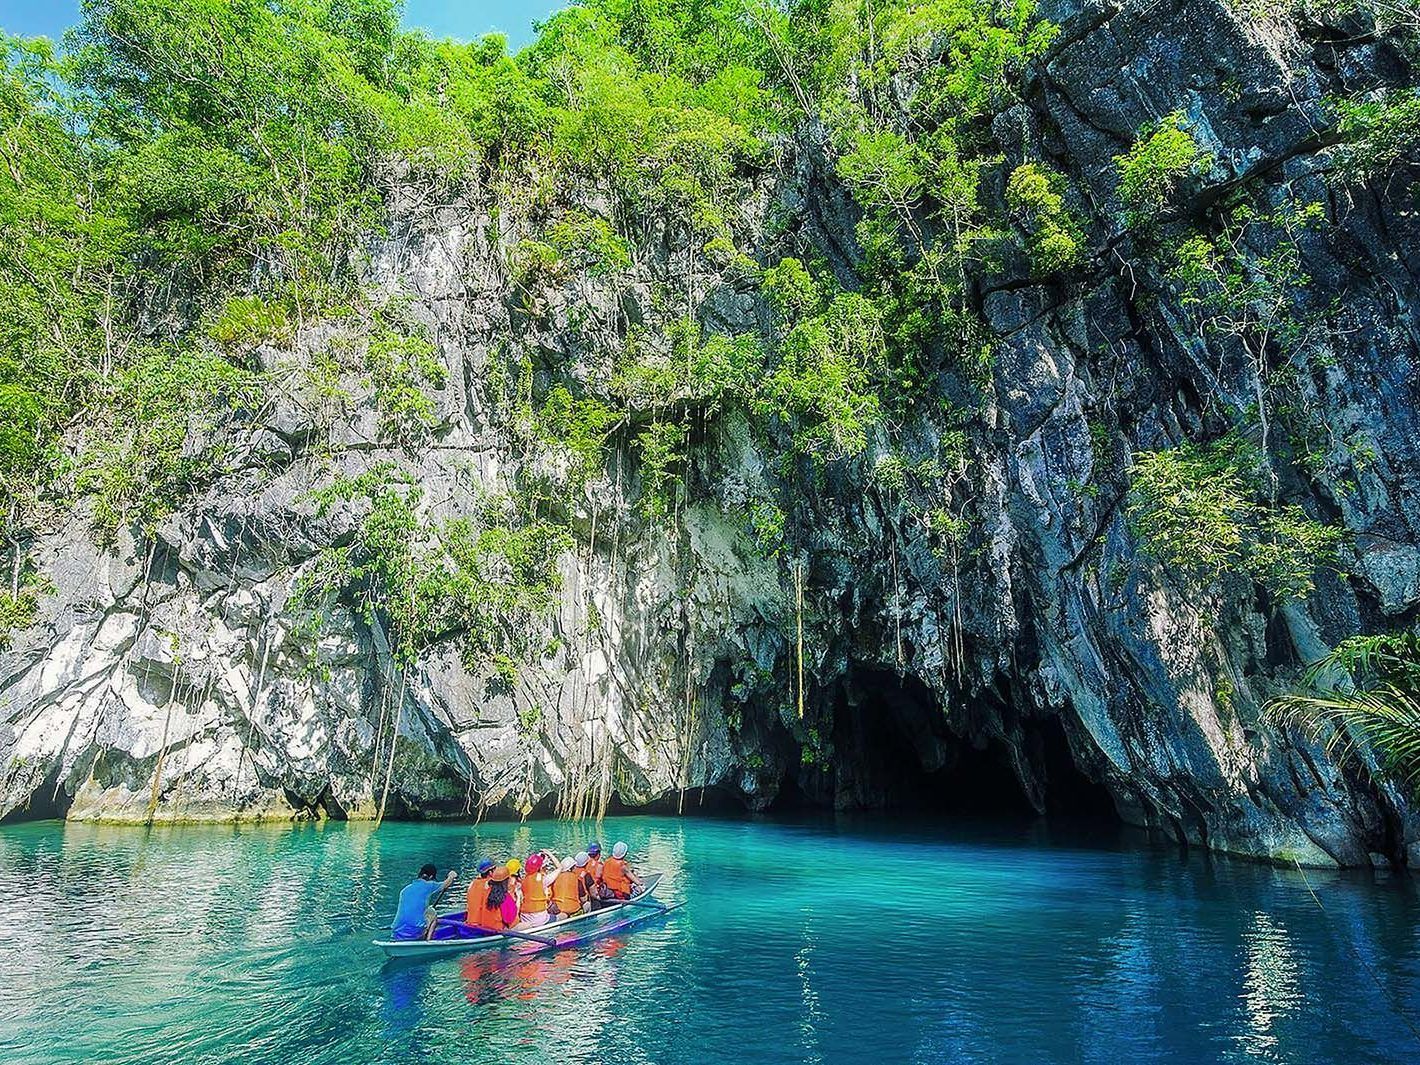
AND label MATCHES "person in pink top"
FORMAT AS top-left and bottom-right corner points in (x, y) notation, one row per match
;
(473, 865), (520, 931)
